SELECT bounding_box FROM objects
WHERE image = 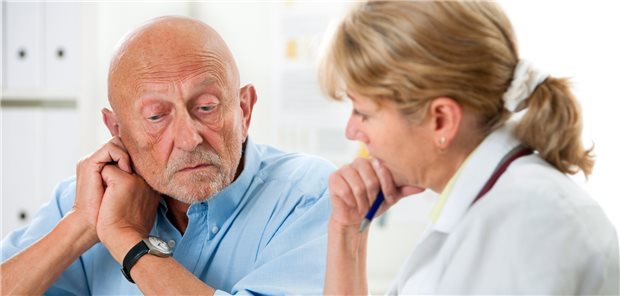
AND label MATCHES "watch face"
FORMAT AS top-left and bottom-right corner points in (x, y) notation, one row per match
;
(146, 237), (174, 256)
